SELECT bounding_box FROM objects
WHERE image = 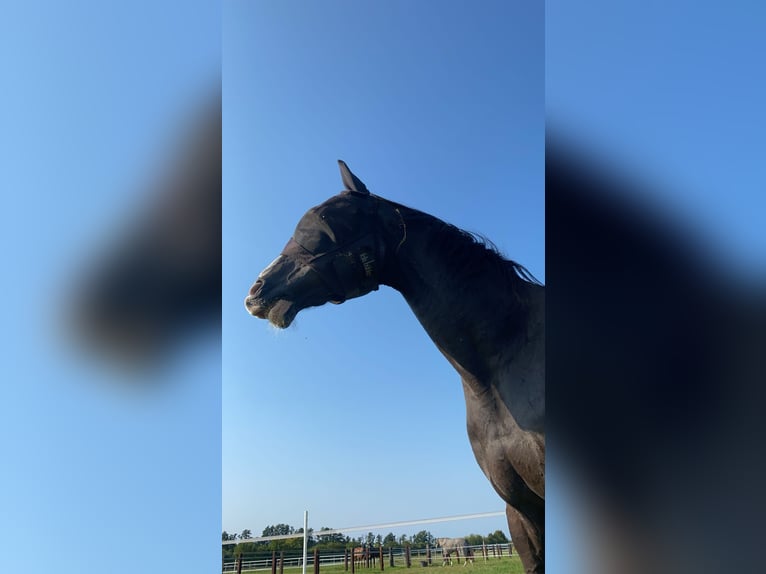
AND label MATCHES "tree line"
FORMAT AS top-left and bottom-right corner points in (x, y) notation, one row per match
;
(223, 524), (509, 561)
